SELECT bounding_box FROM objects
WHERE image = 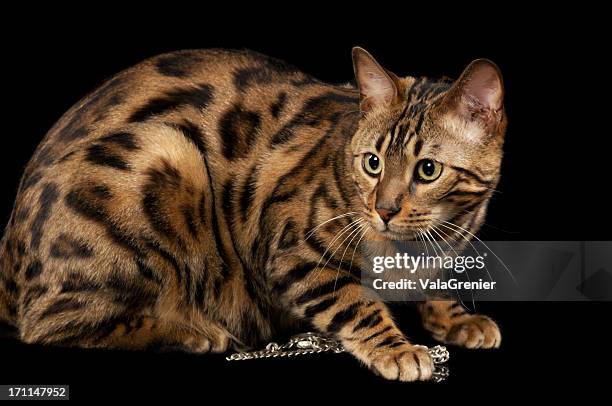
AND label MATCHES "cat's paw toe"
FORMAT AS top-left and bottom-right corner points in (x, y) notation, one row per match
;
(445, 315), (501, 349)
(183, 336), (213, 353)
(370, 345), (434, 381)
